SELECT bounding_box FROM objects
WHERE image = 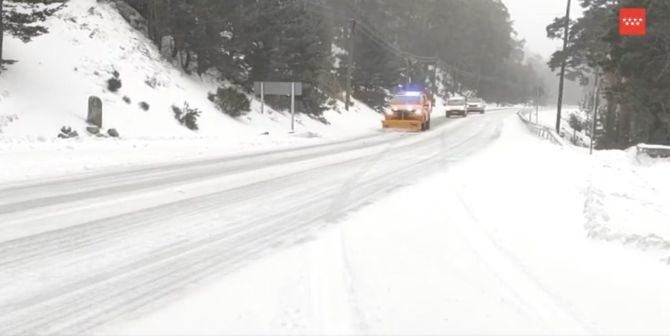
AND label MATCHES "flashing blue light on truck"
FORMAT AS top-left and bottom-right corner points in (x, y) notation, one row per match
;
(403, 83), (424, 92)
(395, 83), (425, 94)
